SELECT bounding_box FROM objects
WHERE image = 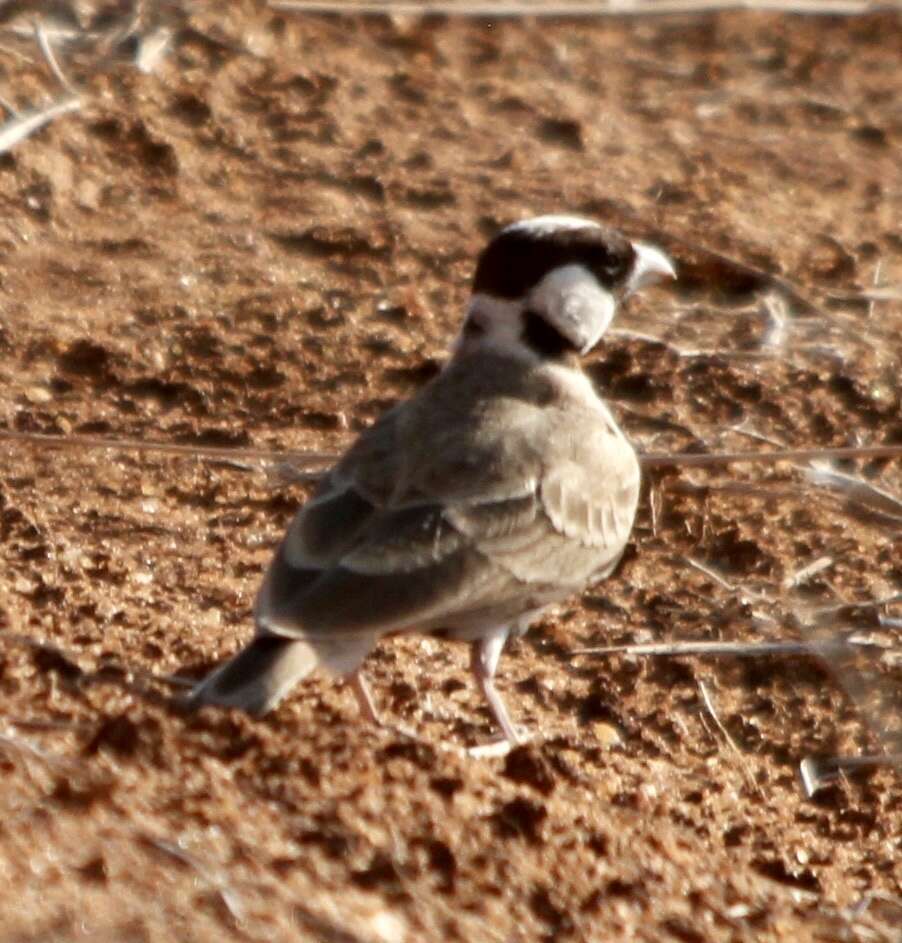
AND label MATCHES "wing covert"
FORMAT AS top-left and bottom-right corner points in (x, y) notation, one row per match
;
(255, 353), (641, 640)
